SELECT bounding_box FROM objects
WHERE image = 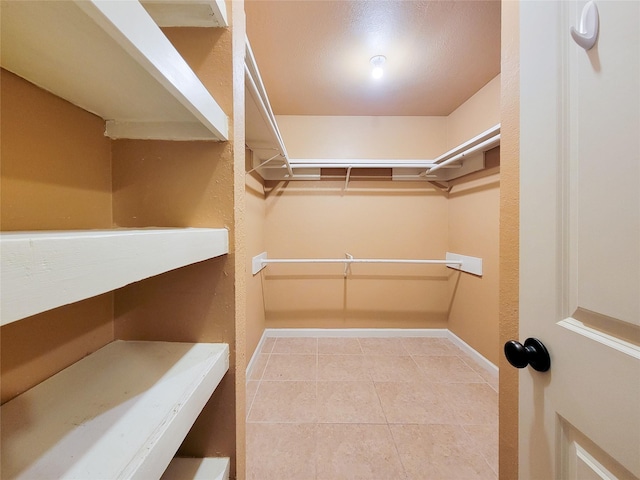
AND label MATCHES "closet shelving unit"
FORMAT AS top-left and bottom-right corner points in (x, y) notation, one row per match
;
(245, 39), (293, 177)
(1, 0), (229, 141)
(1, 0), (231, 478)
(243, 36), (499, 186)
